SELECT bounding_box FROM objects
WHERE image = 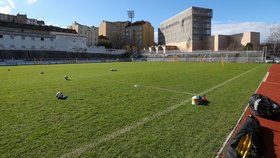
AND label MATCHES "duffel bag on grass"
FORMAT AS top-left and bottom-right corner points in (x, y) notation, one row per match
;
(225, 115), (263, 158)
(249, 93), (280, 118)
